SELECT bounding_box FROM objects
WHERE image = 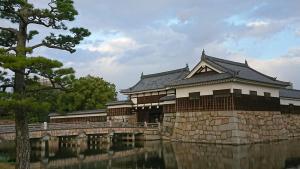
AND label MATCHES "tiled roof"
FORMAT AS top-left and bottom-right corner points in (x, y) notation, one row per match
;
(121, 53), (290, 93)
(159, 95), (176, 101)
(172, 54), (289, 87)
(279, 89), (300, 99)
(49, 109), (106, 117)
(106, 100), (133, 106)
(205, 55), (289, 86)
(121, 67), (189, 93)
(171, 73), (232, 86)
